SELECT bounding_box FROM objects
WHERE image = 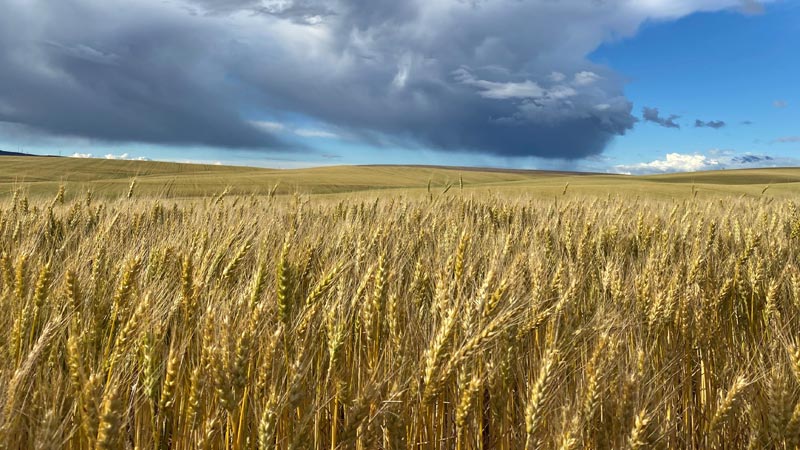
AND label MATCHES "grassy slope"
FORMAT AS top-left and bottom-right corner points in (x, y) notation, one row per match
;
(2, 156), (799, 199)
